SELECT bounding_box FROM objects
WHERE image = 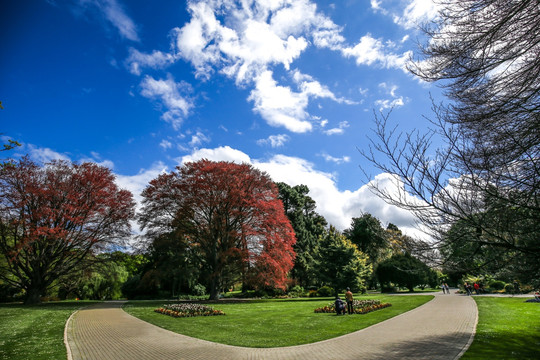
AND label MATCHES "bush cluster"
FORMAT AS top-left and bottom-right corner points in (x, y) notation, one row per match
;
(154, 303), (225, 318)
